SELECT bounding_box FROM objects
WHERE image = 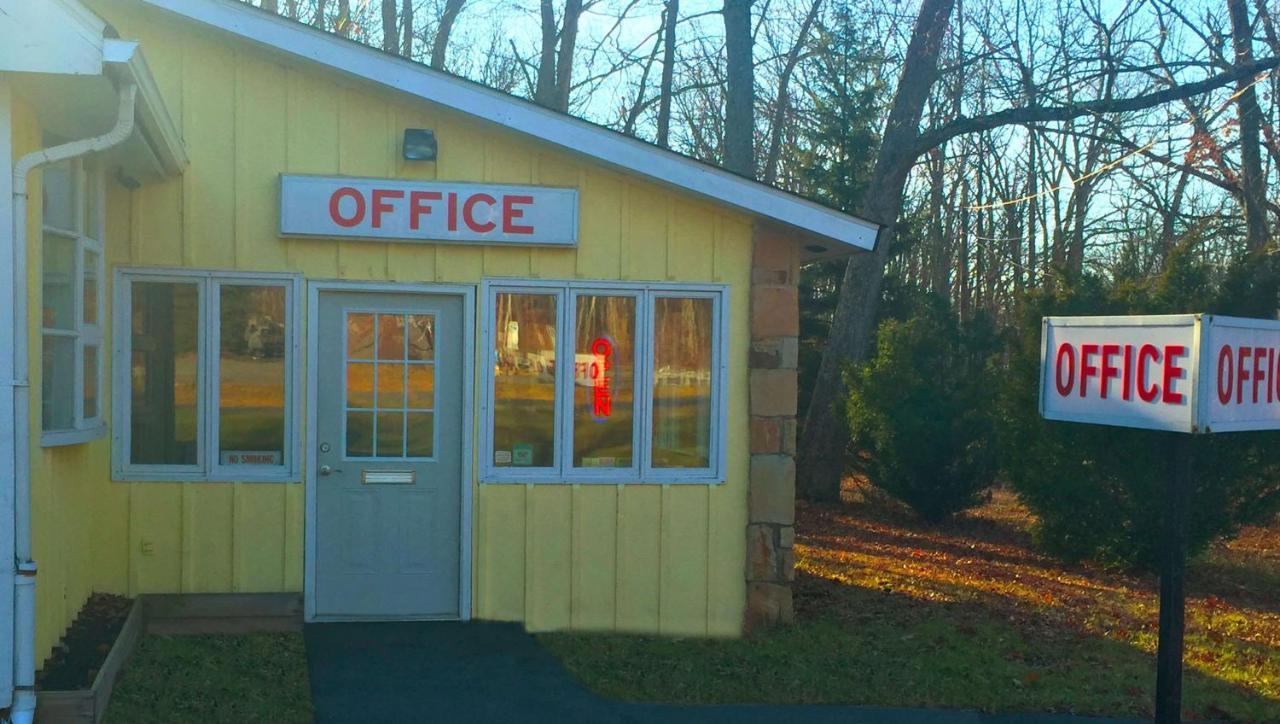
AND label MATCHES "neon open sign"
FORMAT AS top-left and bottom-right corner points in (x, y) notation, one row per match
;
(574, 337), (614, 421)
